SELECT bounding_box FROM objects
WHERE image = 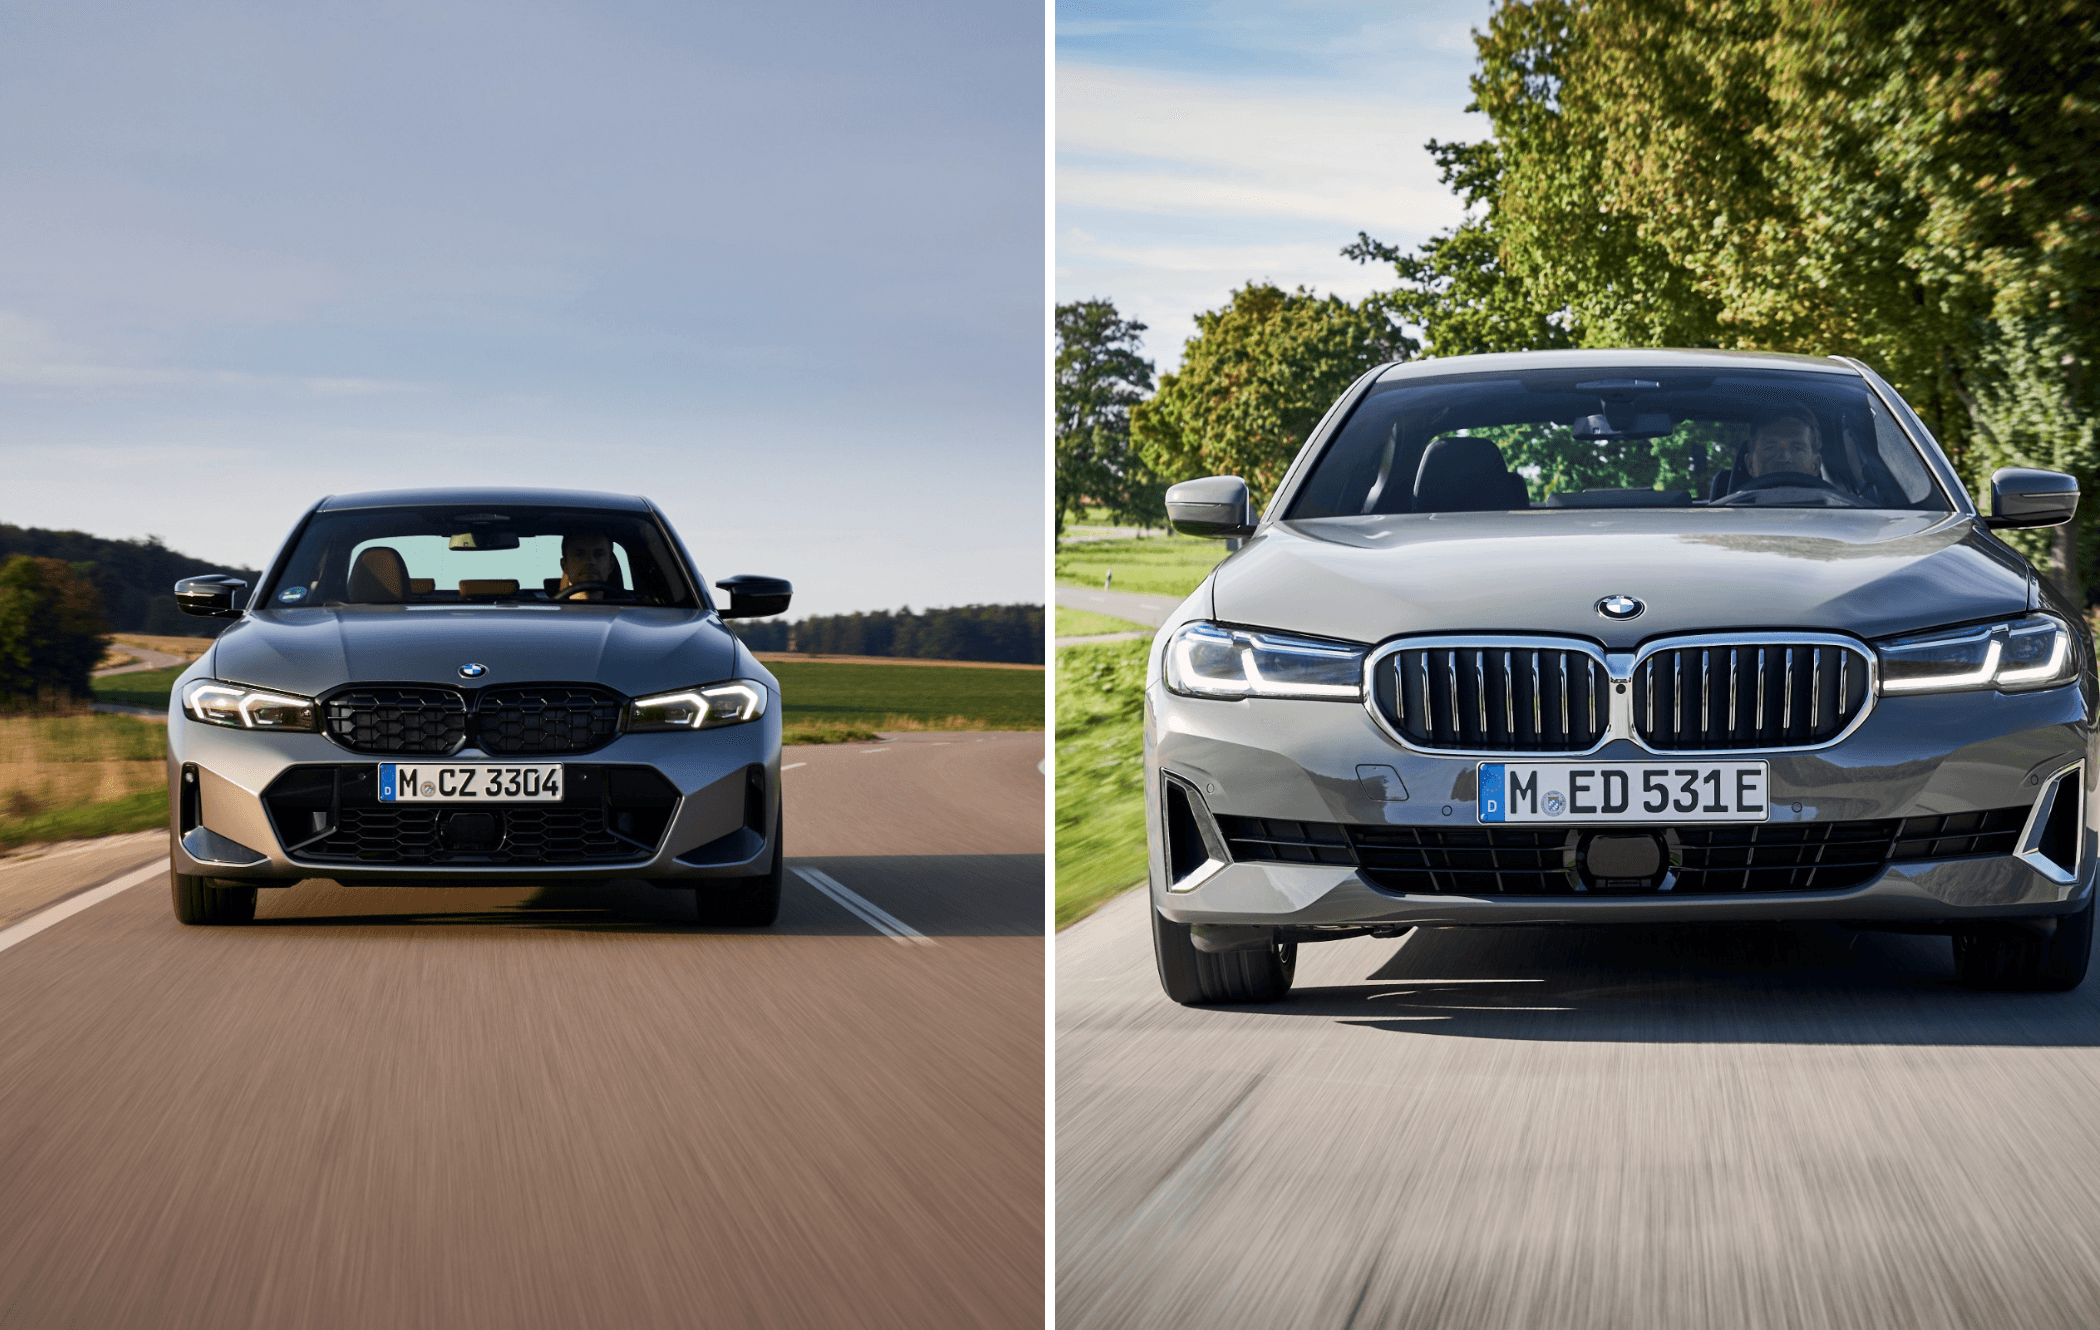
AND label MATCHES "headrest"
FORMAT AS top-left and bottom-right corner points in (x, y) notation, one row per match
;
(346, 546), (410, 603)
(1414, 436), (1519, 513)
(458, 580), (519, 598)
